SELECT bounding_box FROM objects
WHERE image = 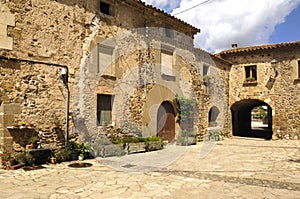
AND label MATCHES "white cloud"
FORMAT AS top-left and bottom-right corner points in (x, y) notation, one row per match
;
(172, 0), (300, 52)
(143, 0), (300, 52)
(141, 0), (180, 12)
